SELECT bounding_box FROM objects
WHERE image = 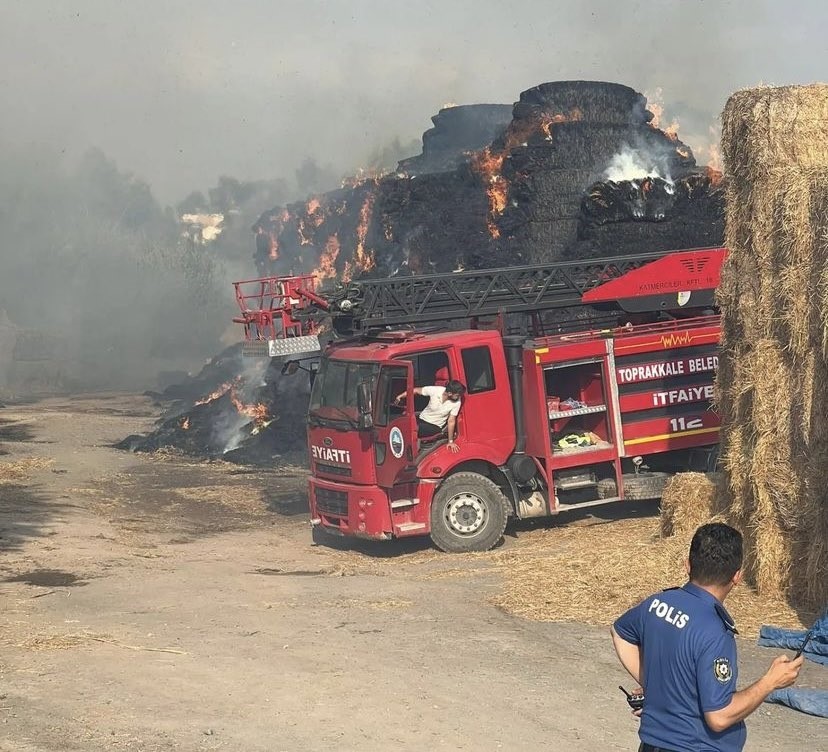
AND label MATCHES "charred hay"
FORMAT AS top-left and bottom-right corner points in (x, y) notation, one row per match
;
(119, 348), (309, 465)
(716, 84), (828, 610)
(255, 80), (723, 281)
(399, 104), (513, 175)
